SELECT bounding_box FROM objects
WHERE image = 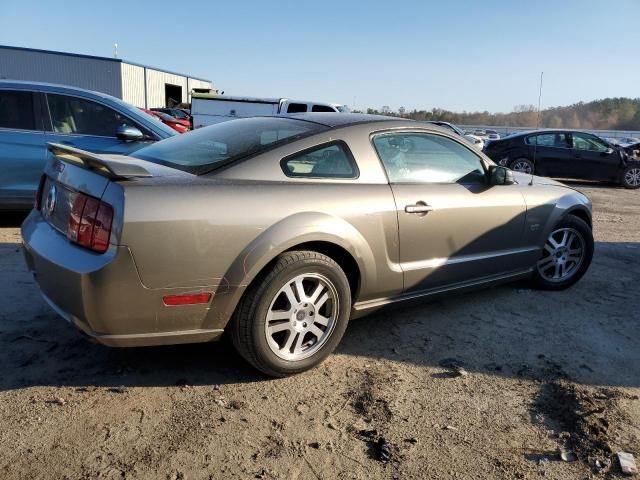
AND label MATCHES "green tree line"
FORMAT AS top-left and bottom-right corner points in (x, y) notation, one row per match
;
(362, 98), (640, 130)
